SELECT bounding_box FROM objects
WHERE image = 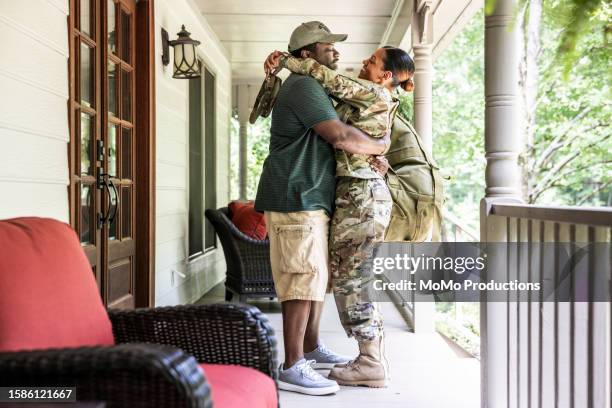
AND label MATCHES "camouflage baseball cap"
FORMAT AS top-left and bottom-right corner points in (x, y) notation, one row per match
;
(288, 21), (348, 52)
